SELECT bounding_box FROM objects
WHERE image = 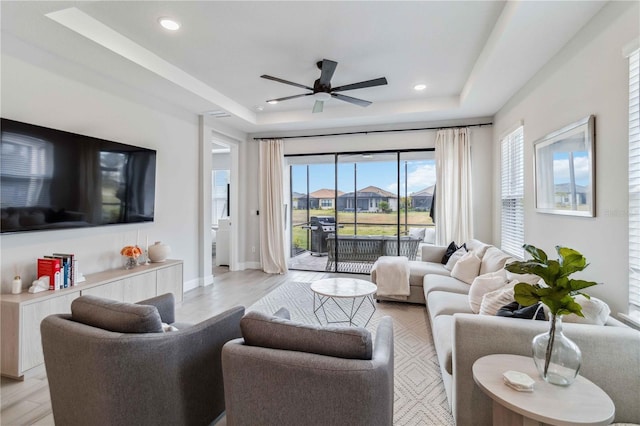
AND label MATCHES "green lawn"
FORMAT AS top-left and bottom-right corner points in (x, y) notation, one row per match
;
(291, 208), (433, 251)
